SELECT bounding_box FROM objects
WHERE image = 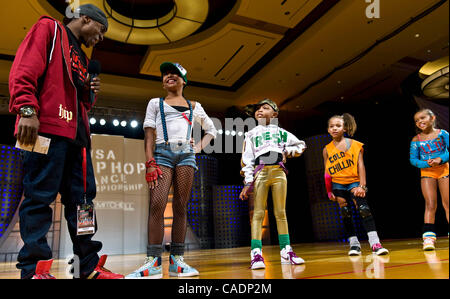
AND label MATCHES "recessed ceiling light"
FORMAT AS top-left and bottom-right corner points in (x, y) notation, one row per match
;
(415, 33), (420, 38)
